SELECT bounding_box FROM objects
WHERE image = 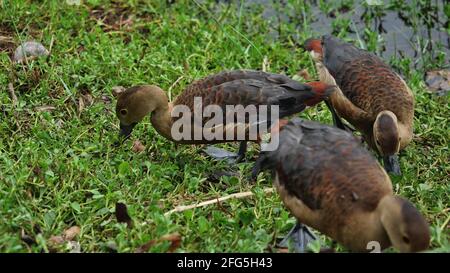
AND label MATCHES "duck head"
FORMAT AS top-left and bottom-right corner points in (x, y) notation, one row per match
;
(115, 85), (168, 139)
(373, 110), (402, 174)
(303, 37), (323, 60)
(378, 195), (430, 252)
